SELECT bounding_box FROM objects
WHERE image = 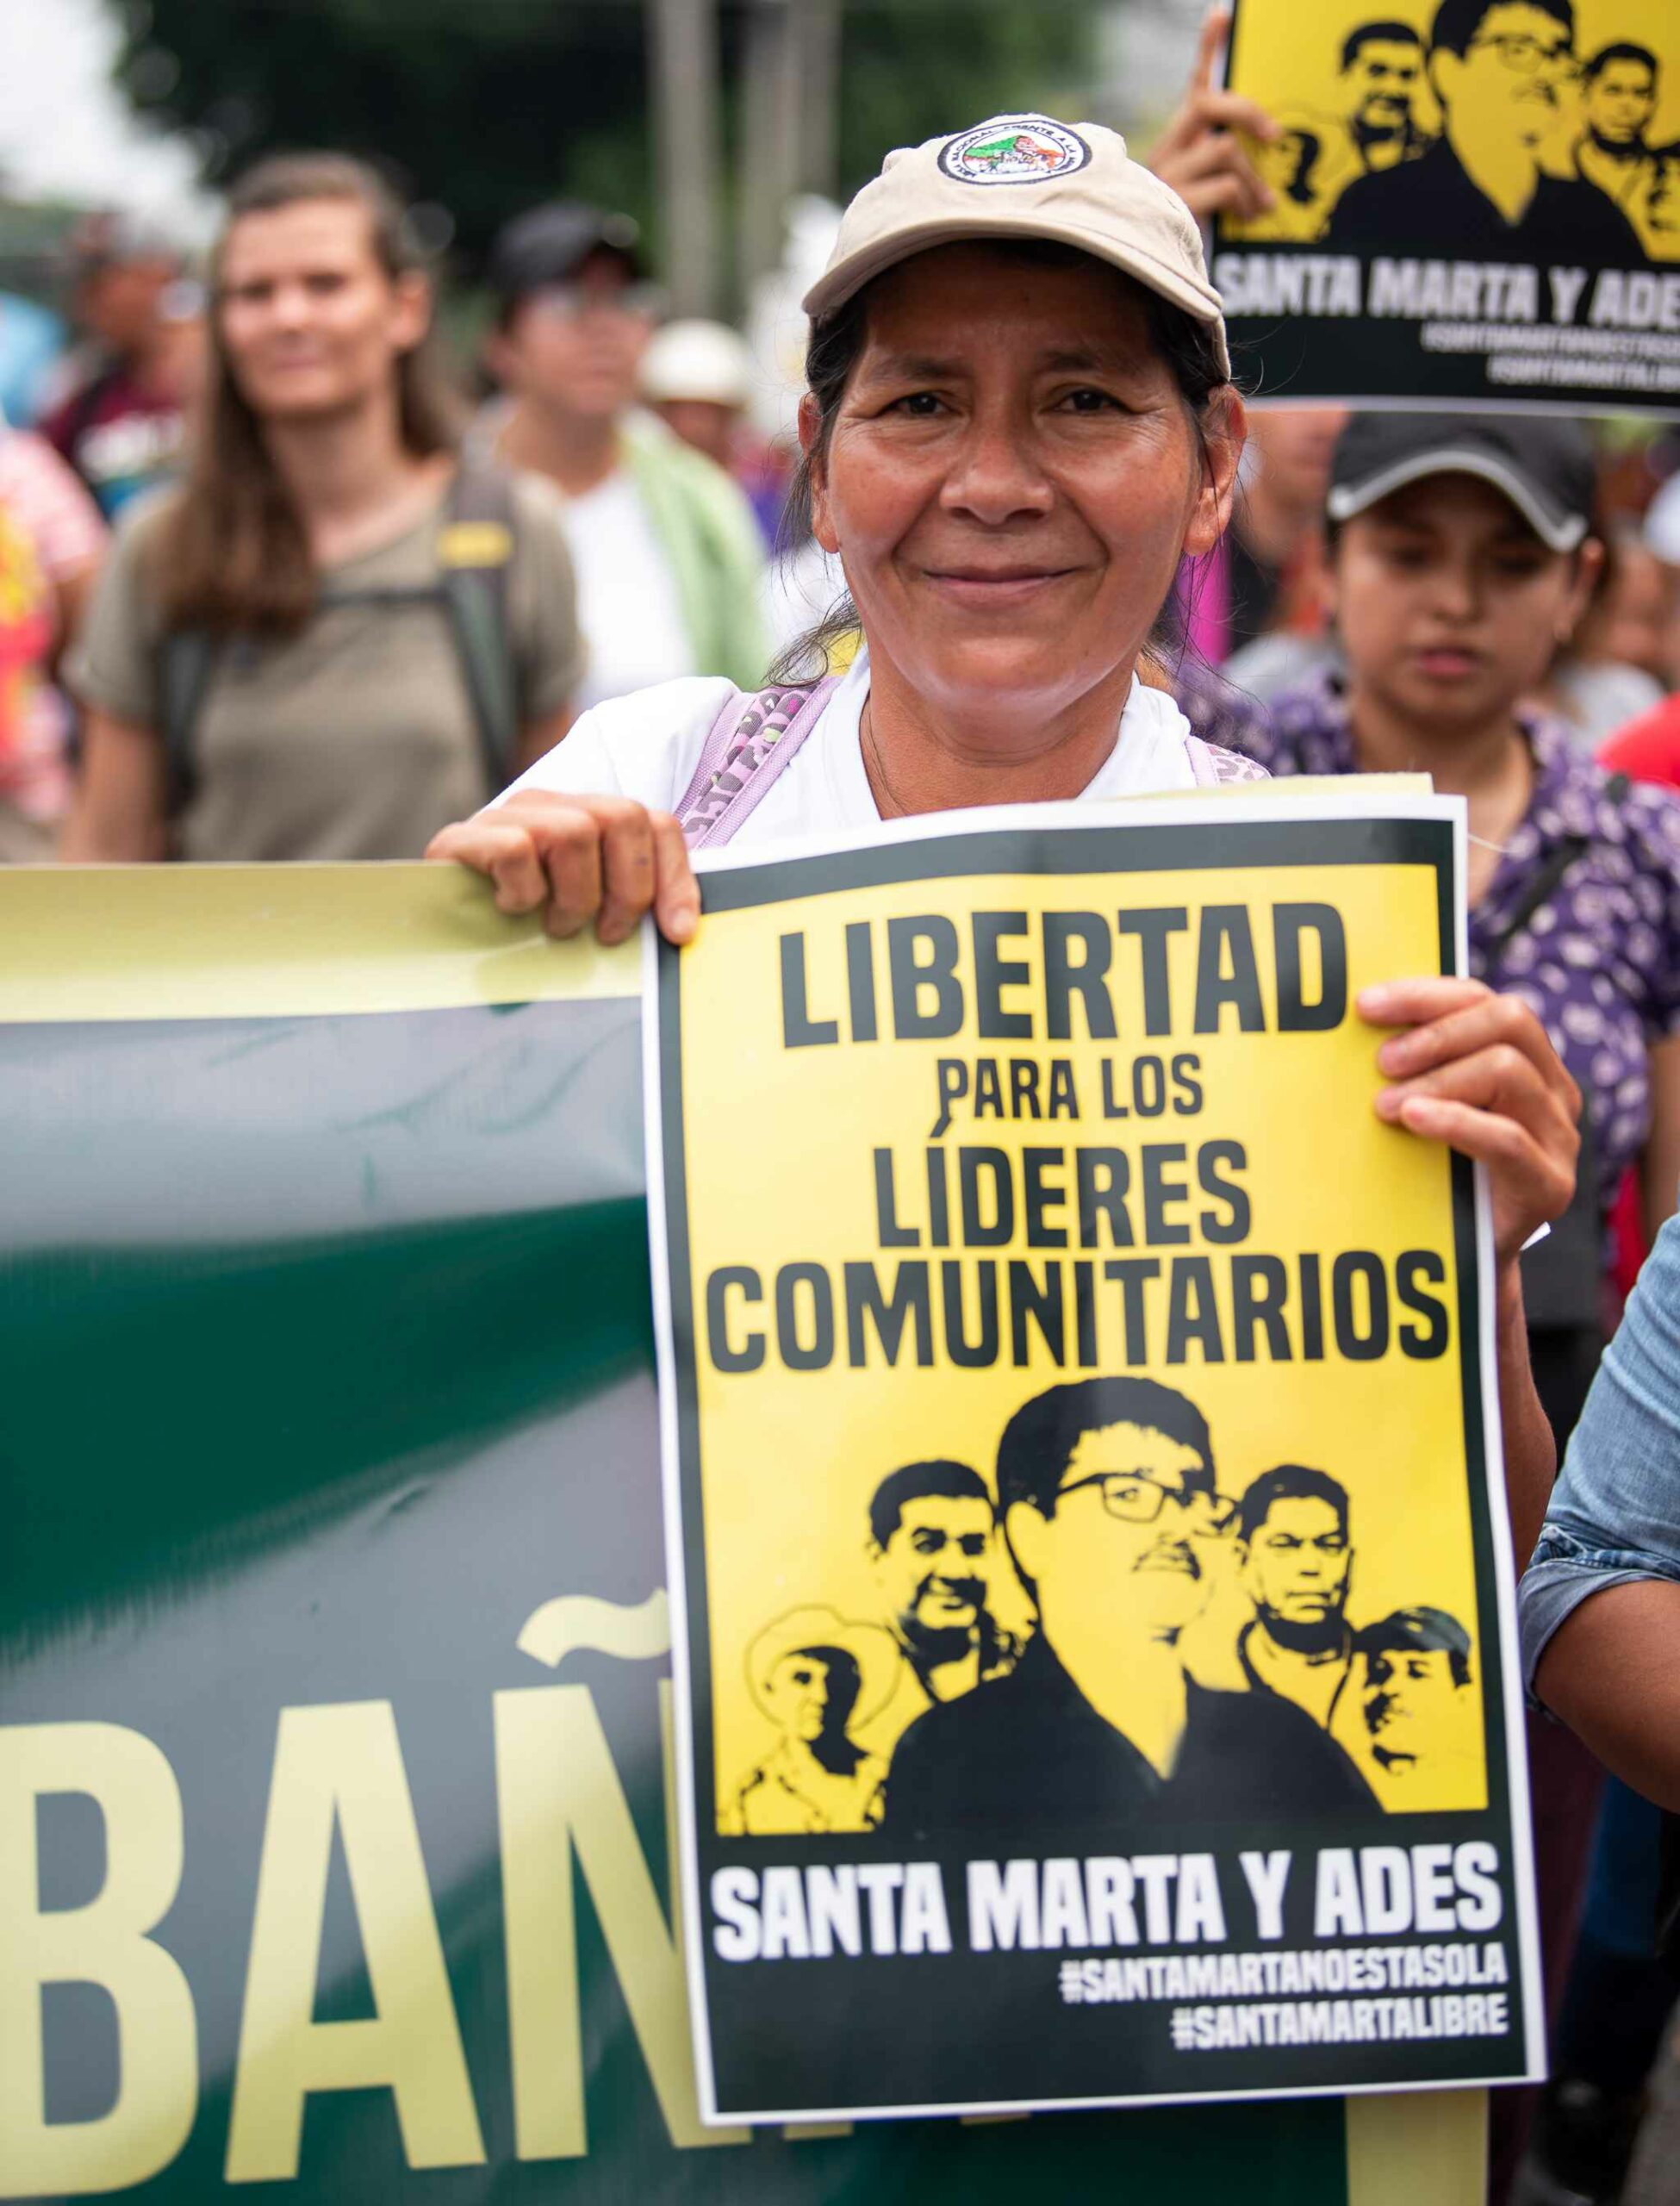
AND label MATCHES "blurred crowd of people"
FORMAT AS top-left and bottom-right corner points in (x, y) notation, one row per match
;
(1, 47), (1679, 2206)
(0, 166), (798, 863)
(2, 115), (1677, 871)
